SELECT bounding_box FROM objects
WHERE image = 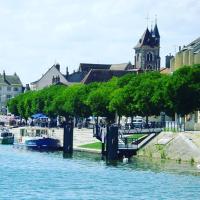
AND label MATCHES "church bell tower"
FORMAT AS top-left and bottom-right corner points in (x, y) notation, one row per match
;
(134, 22), (160, 71)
